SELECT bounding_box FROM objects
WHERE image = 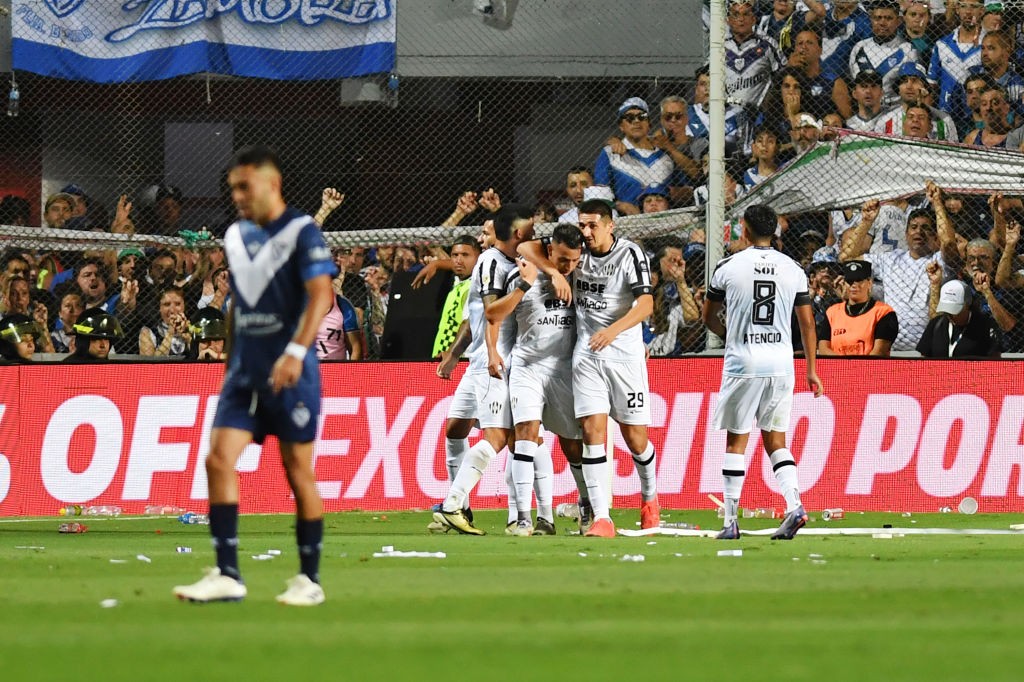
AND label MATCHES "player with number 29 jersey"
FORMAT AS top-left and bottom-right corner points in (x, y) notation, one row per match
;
(706, 246), (811, 378)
